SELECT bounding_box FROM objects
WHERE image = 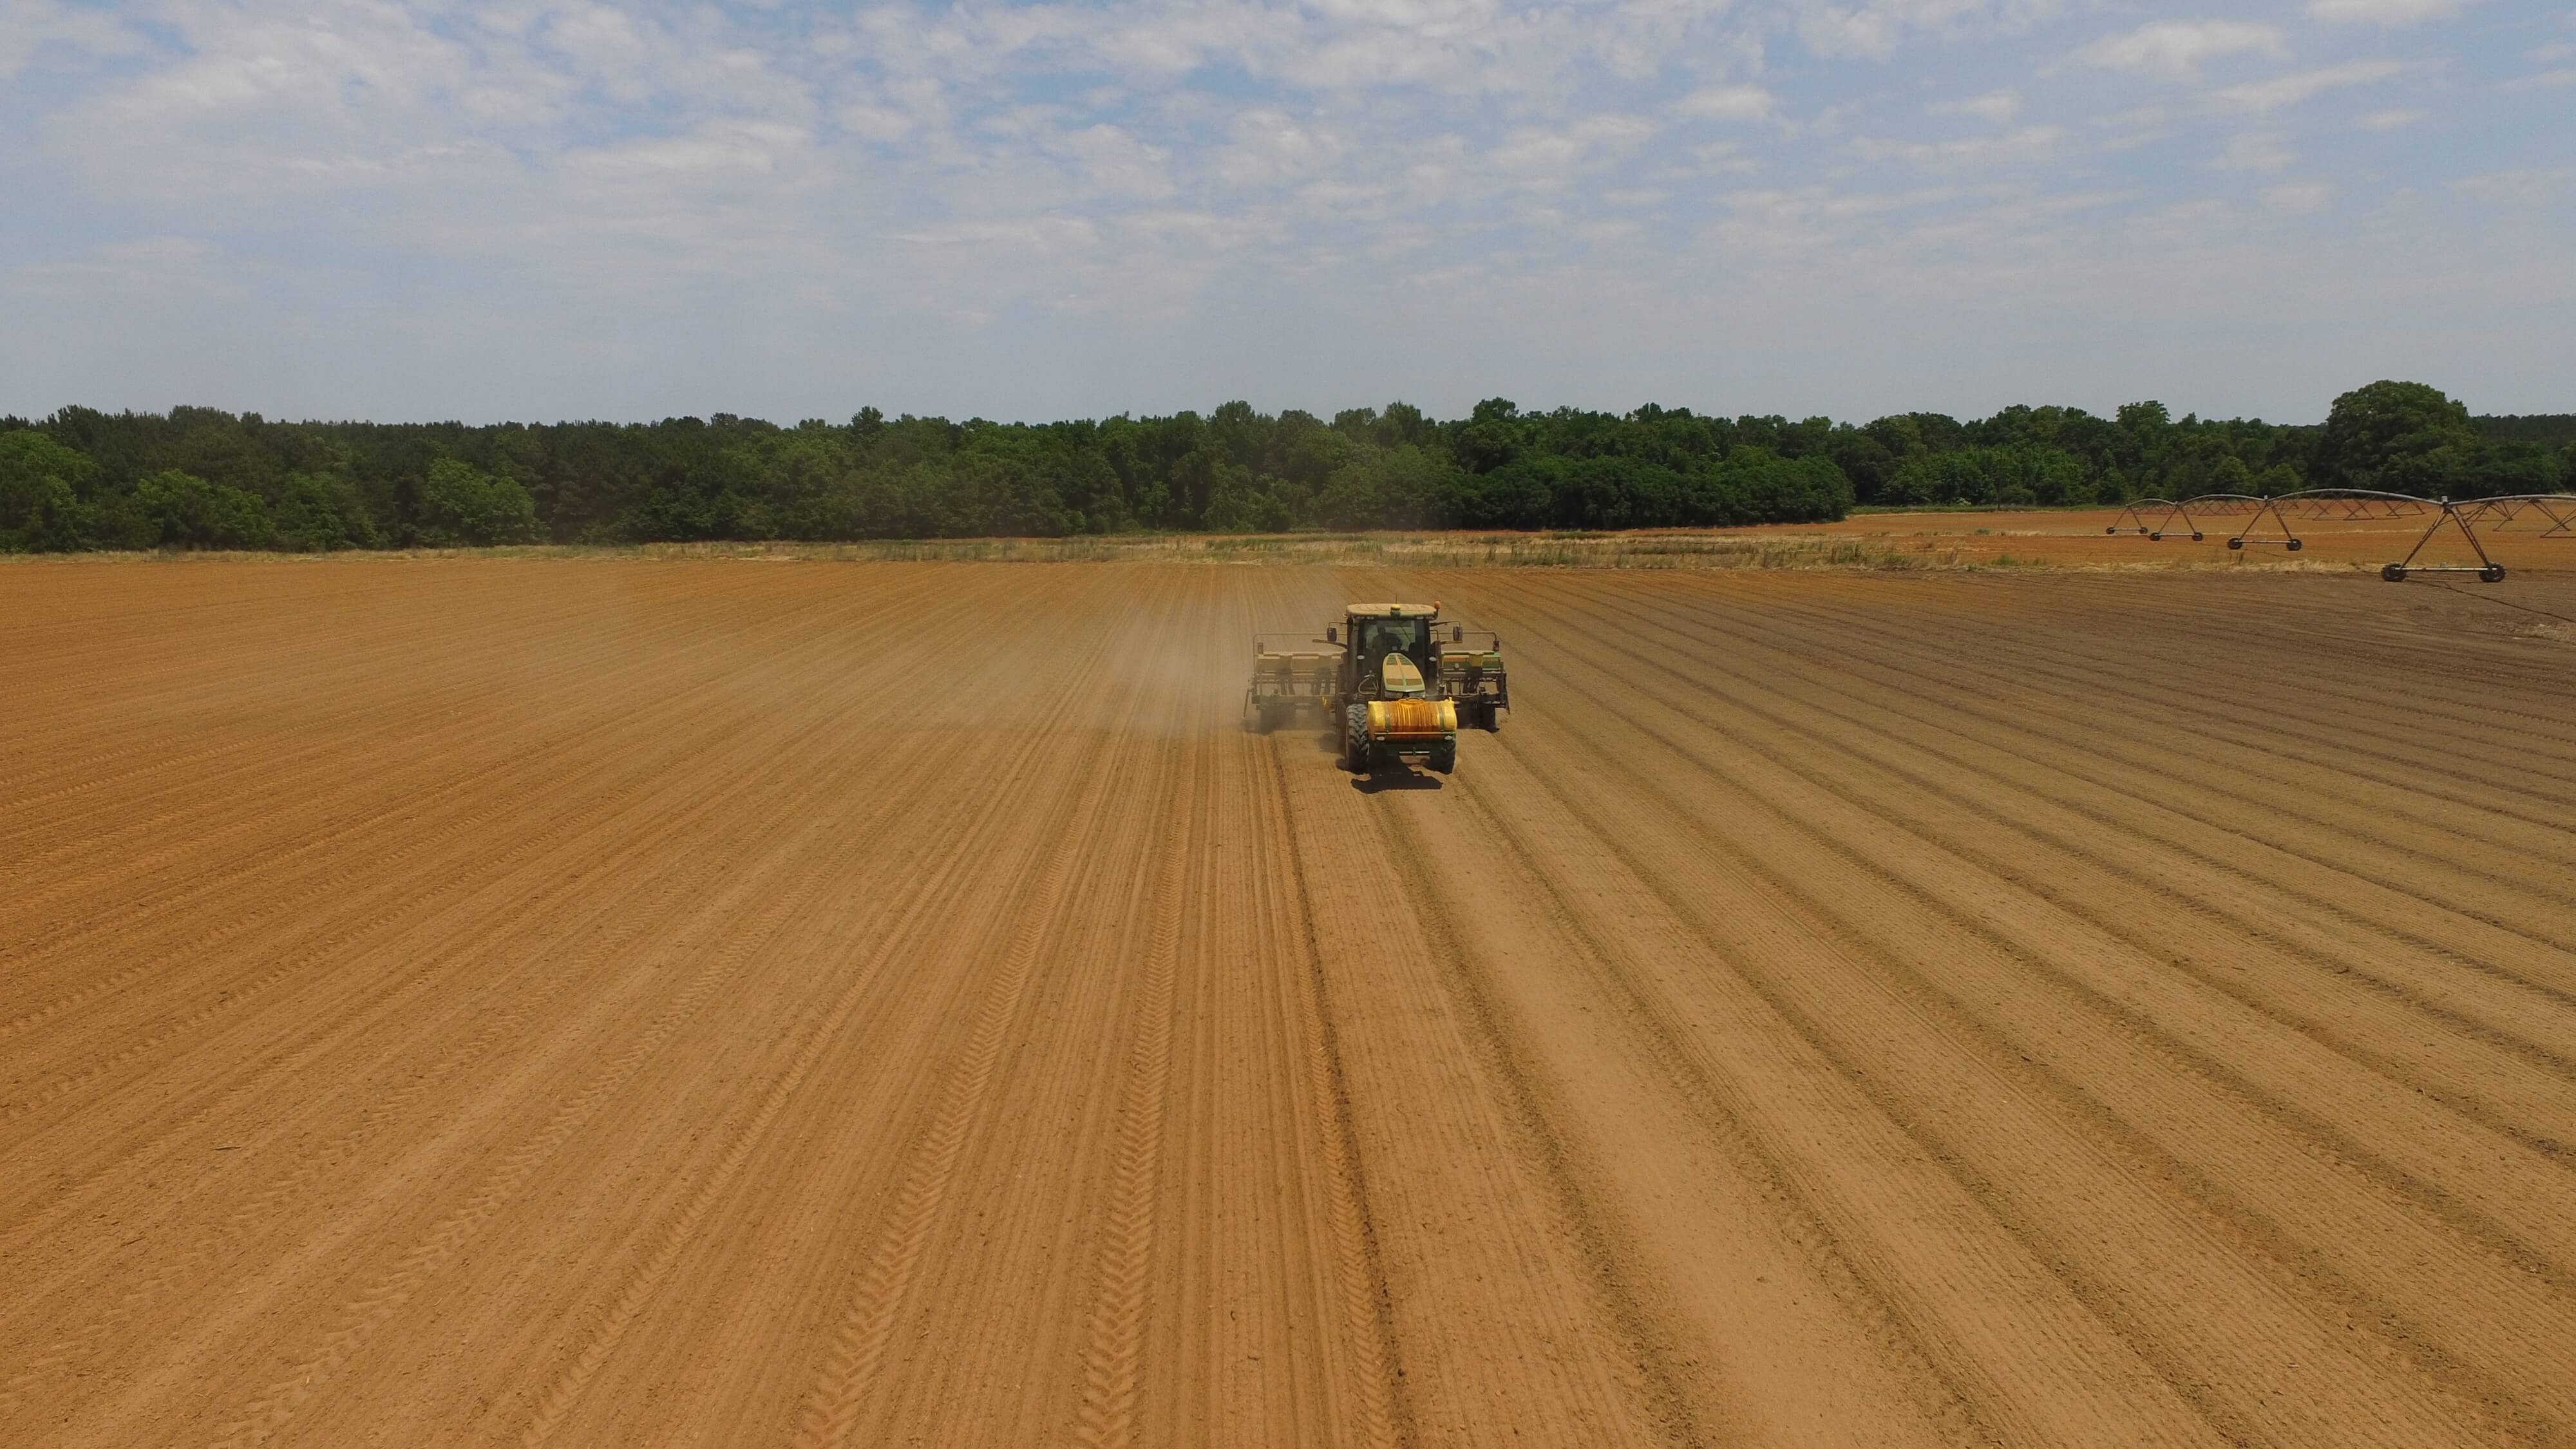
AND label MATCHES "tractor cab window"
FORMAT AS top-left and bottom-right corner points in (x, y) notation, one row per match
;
(1356, 618), (1425, 661)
